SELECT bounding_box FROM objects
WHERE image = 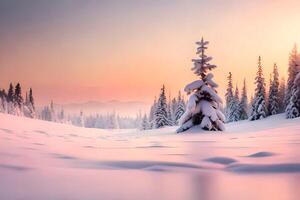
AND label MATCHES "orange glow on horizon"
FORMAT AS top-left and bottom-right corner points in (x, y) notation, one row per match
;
(0, 0), (300, 106)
